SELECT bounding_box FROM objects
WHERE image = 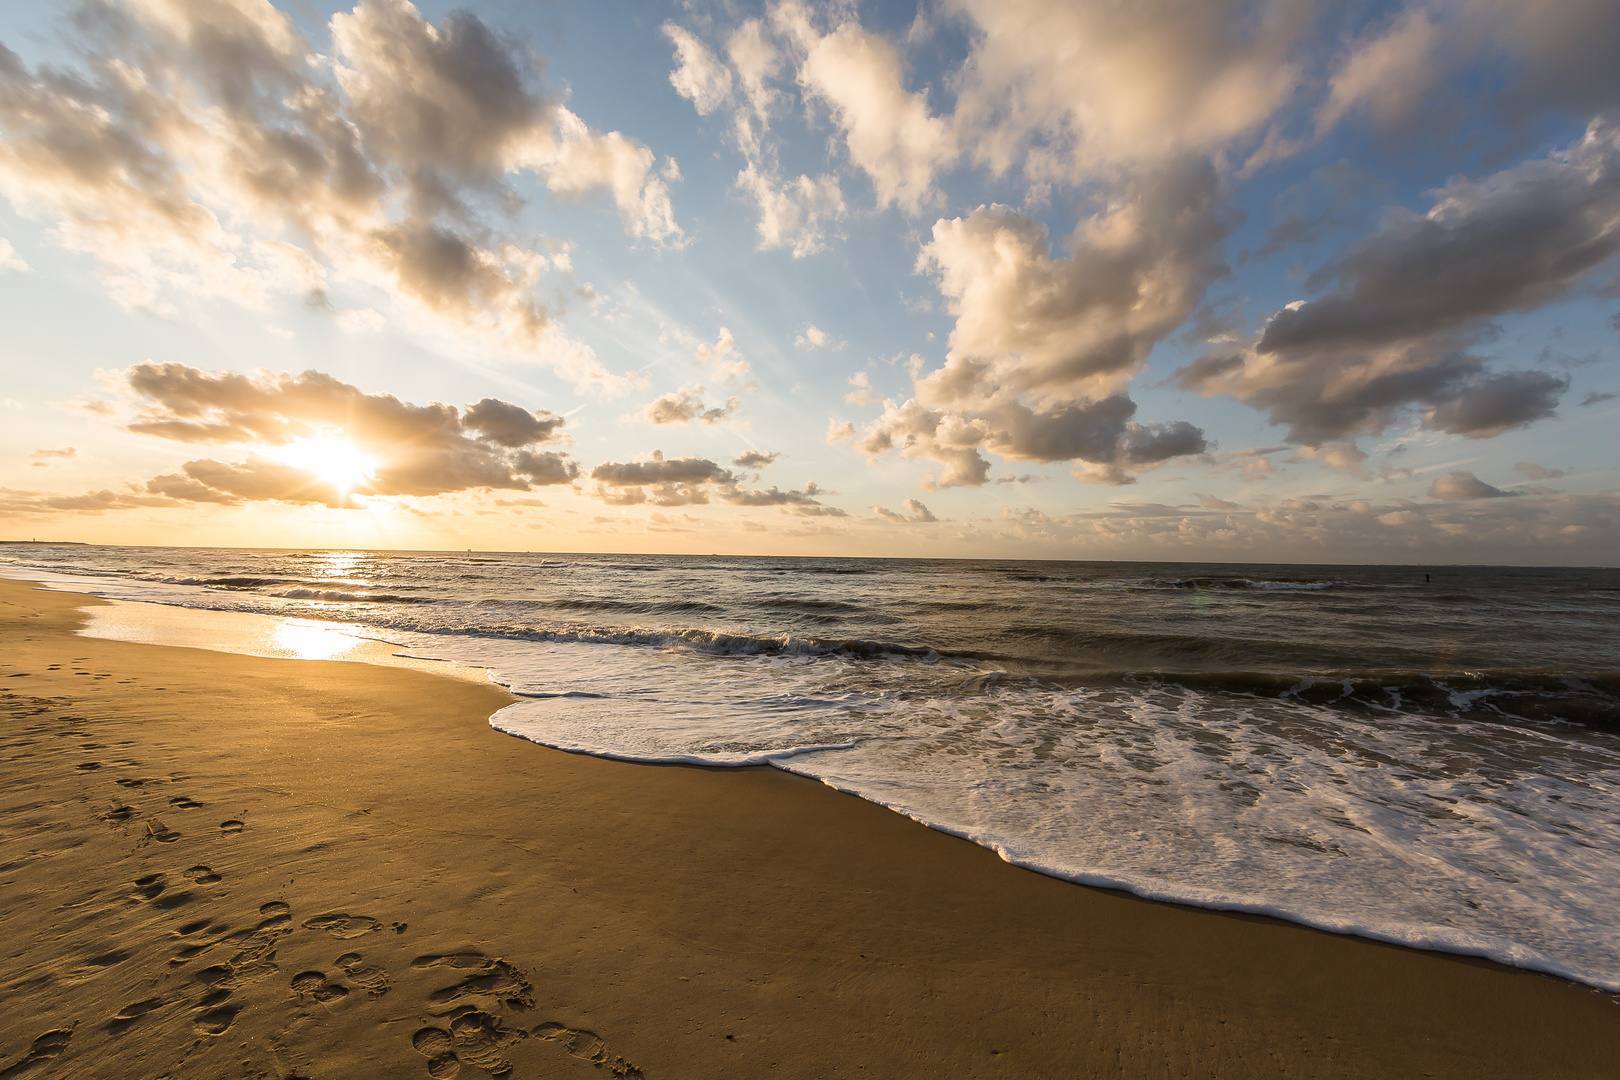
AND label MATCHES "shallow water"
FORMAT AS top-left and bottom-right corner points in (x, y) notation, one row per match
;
(5, 544), (1618, 990)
